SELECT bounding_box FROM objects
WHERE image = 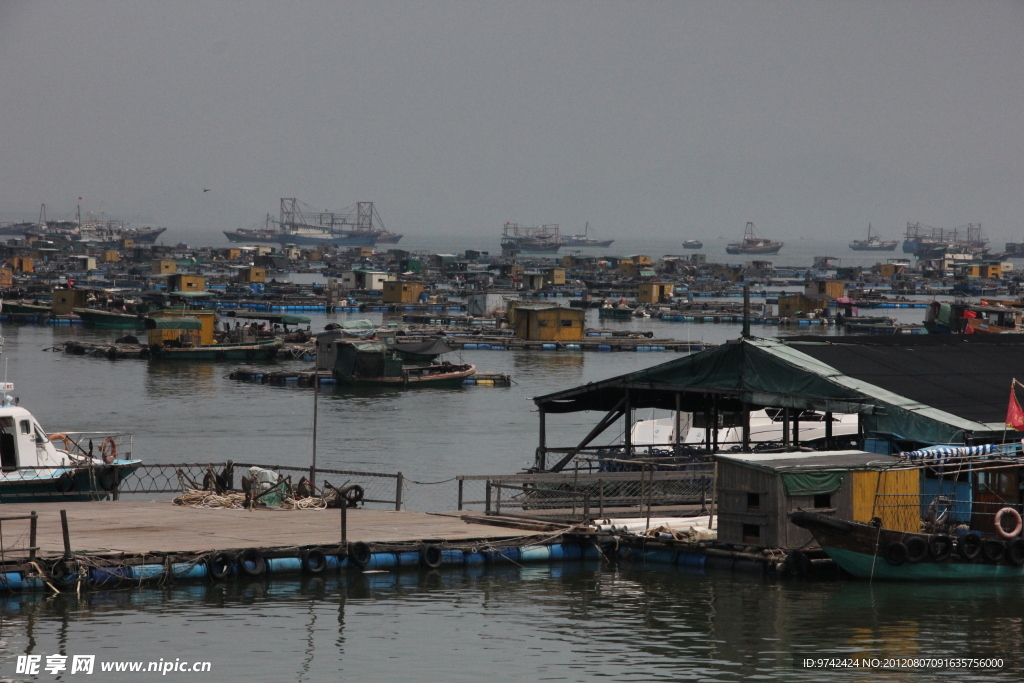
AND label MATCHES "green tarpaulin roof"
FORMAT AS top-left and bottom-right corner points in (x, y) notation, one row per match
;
(145, 317), (203, 330)
(534, 337), (999, 445)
